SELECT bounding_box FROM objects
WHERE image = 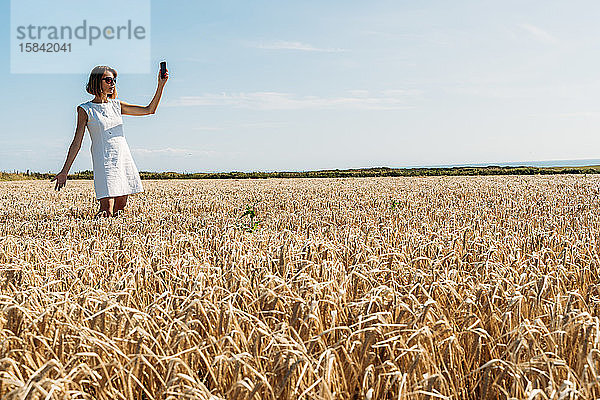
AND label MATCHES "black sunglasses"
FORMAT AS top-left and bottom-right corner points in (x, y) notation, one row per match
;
(102, 77), (117, 85)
